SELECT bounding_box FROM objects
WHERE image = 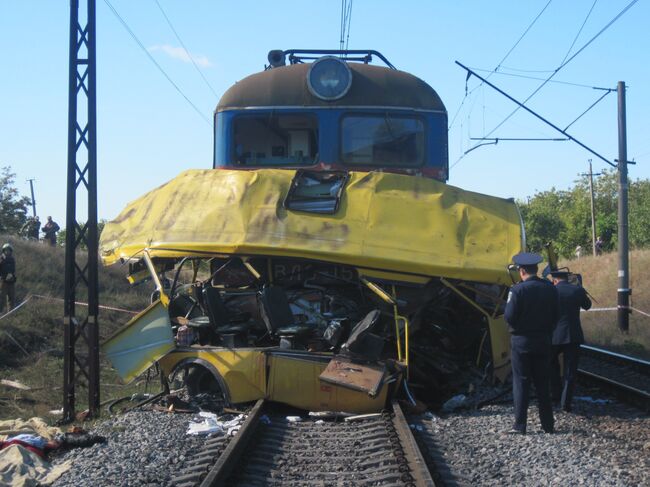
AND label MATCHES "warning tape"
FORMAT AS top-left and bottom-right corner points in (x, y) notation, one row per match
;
(0, 293), (138, 320)
(582, 306), (650, 318)
(0, 295), (33, 321)
(31, 294), (138, 315)
(0, 296), (33, 355)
